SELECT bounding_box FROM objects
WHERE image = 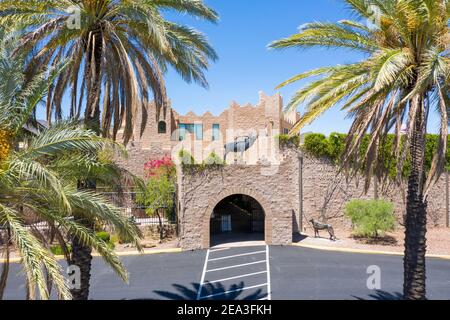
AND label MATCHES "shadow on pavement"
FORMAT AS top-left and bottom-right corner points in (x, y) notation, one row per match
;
(153, 282), (266, 300)
(353, 290), (404, 300)
(292, 233), (308, 243)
